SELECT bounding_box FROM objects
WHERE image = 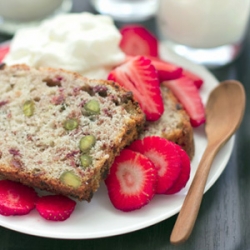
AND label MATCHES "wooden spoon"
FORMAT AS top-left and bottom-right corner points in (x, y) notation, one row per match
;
(170, 80), (246, 245)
